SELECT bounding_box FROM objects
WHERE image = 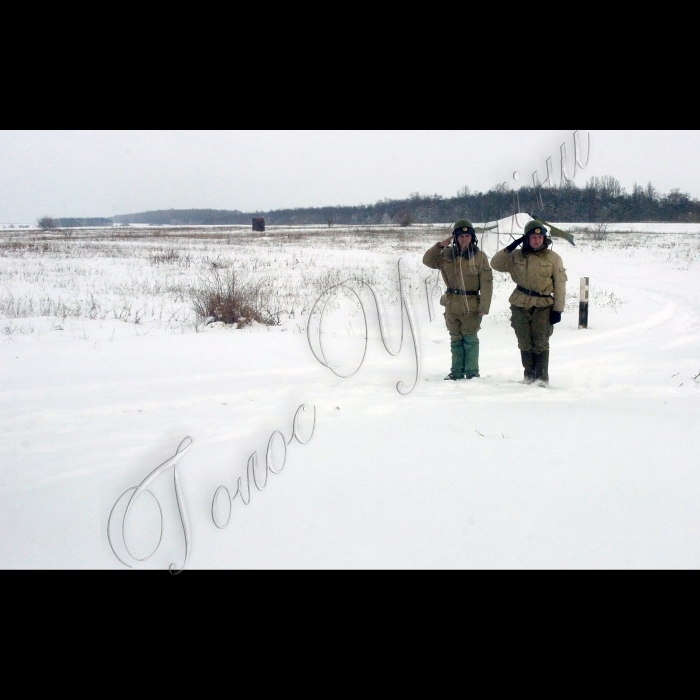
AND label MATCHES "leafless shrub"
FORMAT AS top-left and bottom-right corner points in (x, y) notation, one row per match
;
(190, 266), (279, 327)
(396, 211), (414, 228)
(149, 248), (182, 266)
(37, 216), (58, 231)
(591, 222), (610, 240)
(572, 223), (611, 241)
